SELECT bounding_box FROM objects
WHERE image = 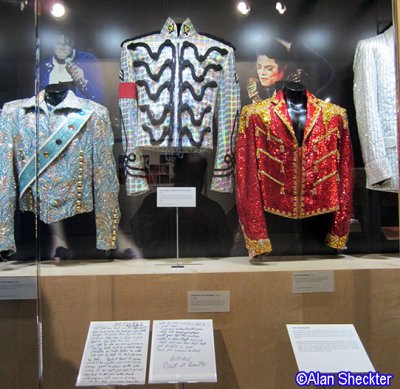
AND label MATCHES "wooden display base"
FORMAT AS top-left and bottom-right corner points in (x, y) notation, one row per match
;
(1, 254), (400, 388)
